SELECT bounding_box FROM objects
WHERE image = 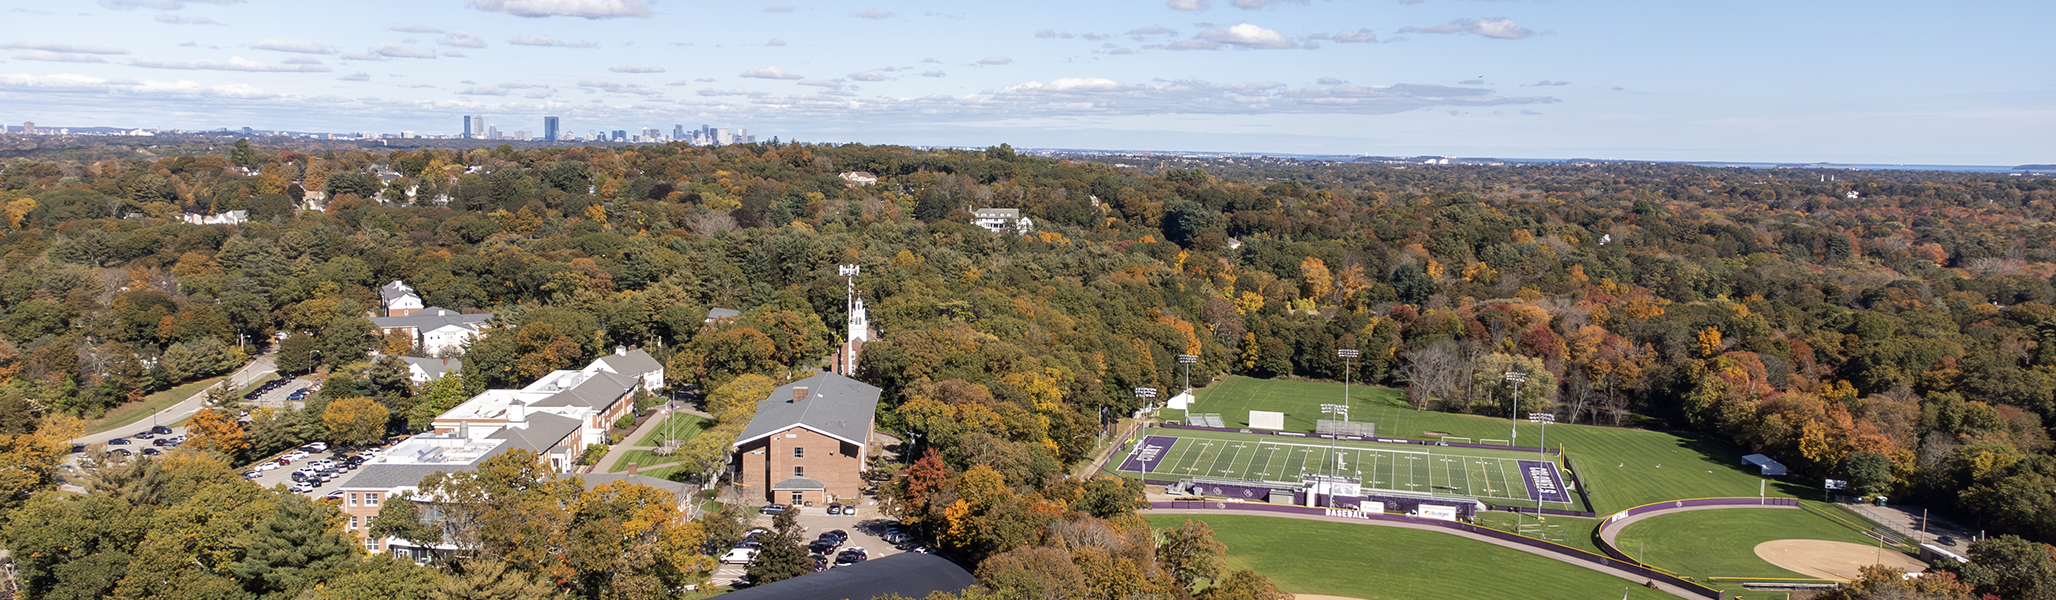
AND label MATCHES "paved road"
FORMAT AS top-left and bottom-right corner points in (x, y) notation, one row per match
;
(73, 353), (277, 446)
(714, 501), (904, 587)
(1845, 503), (1975, 550)
(1145, 507), (1703, 599)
